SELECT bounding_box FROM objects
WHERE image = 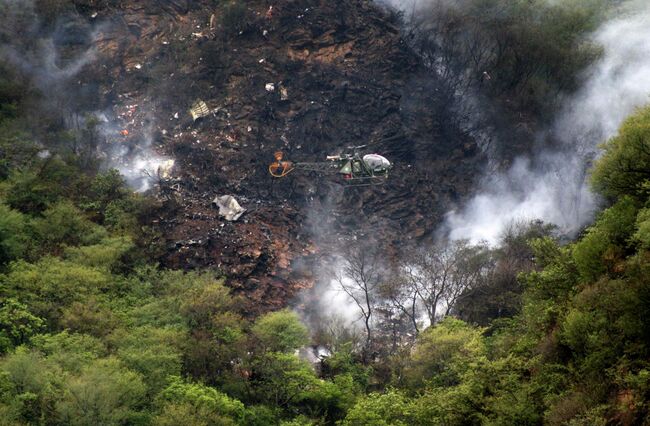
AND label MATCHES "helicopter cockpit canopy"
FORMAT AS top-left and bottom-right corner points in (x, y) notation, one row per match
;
(362, 154), (391, 172)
